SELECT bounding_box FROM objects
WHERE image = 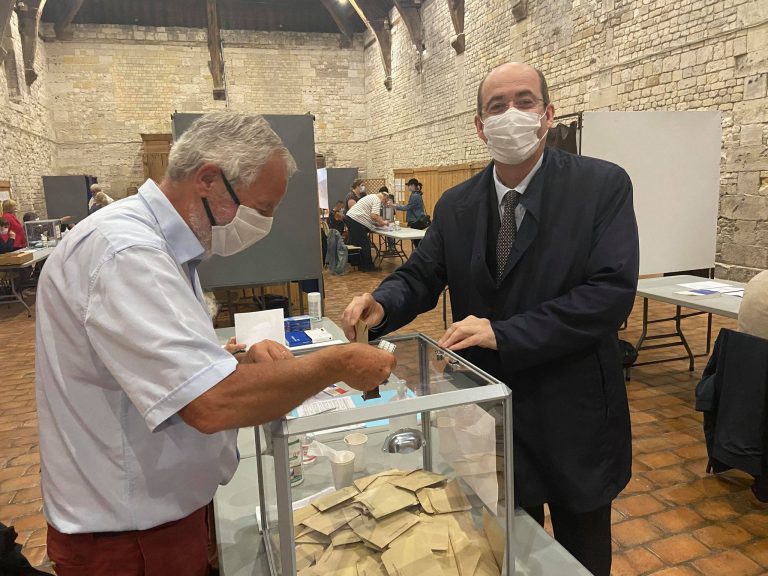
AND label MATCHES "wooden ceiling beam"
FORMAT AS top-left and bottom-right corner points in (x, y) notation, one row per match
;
(0, 0), (15, 47)
(206, 0), (226, 101)
(391, 0), (424, 70)
(445, 0), (464, 54)
(53, 0), (84, 40)
(319, 0), (355, 48)
(16, 0), (46, 85)
(352, 0), (394, 90)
